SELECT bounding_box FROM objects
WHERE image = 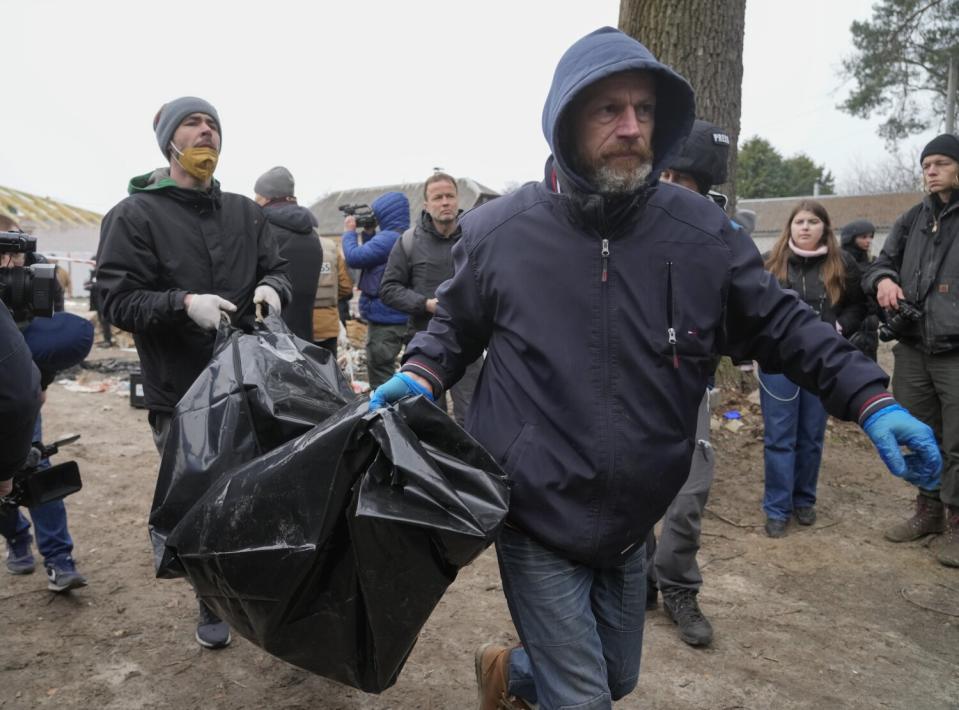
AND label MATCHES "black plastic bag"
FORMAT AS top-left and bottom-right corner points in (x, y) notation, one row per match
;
(165, 396), (509, 693)
(149, 315), (355, 577)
